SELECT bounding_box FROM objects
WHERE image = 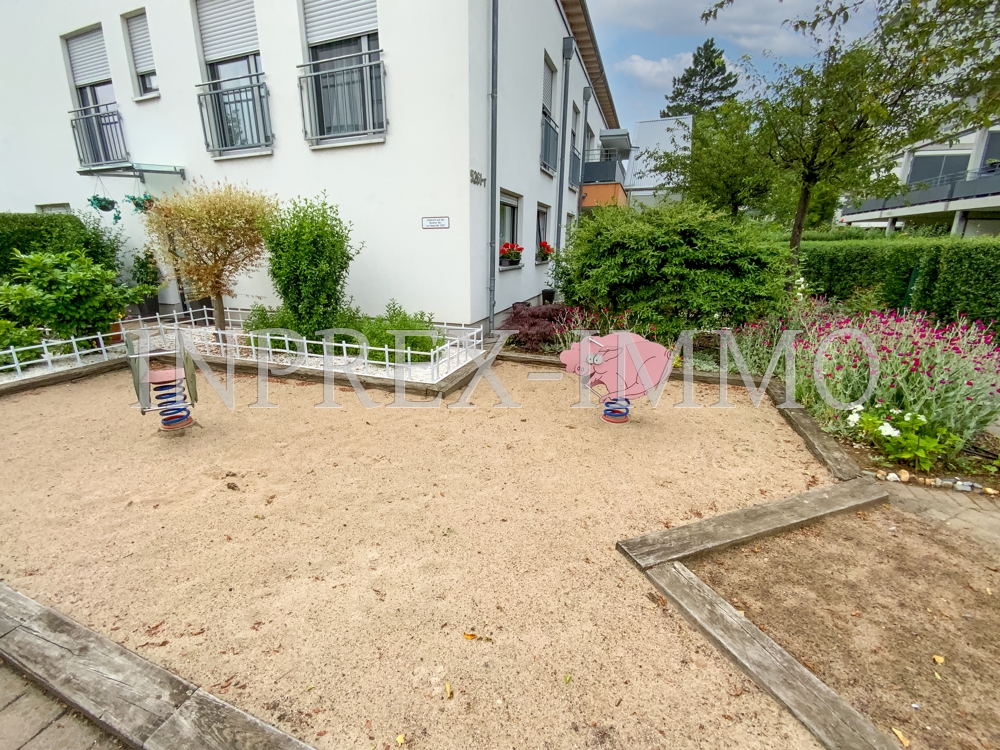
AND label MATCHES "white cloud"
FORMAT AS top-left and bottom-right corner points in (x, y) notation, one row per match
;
(614, 53), (692, 91)
(590, 0), (873, 56)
